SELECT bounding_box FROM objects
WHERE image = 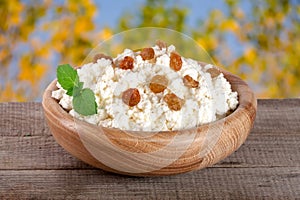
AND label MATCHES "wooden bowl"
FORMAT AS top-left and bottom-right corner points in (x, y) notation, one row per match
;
(42, 68), (257, 176)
